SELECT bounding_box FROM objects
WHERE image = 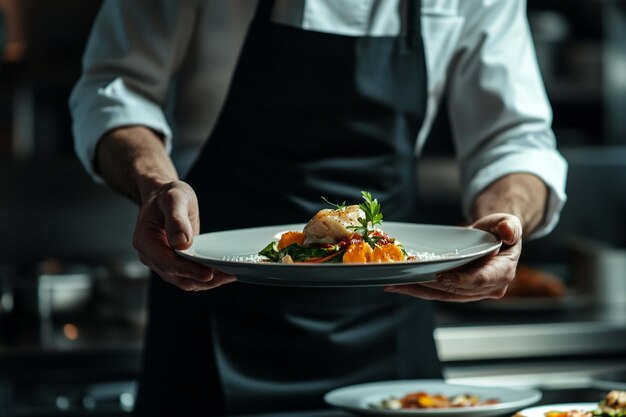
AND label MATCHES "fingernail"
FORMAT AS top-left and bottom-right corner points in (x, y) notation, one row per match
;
(384, 286), (398, 293)
(171, 232), (188, 247)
